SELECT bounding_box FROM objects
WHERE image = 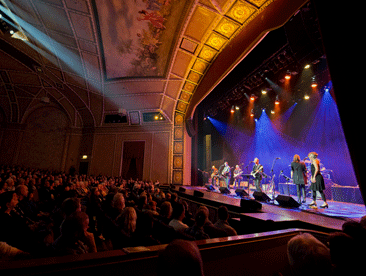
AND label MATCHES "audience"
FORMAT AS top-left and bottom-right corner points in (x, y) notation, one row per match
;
(214, 206), (237, 236)
(158, 239), (204, 276)
(185, 210), (210, 240)
(287, 233), (332, 276)
(168, 202), (189, 234)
